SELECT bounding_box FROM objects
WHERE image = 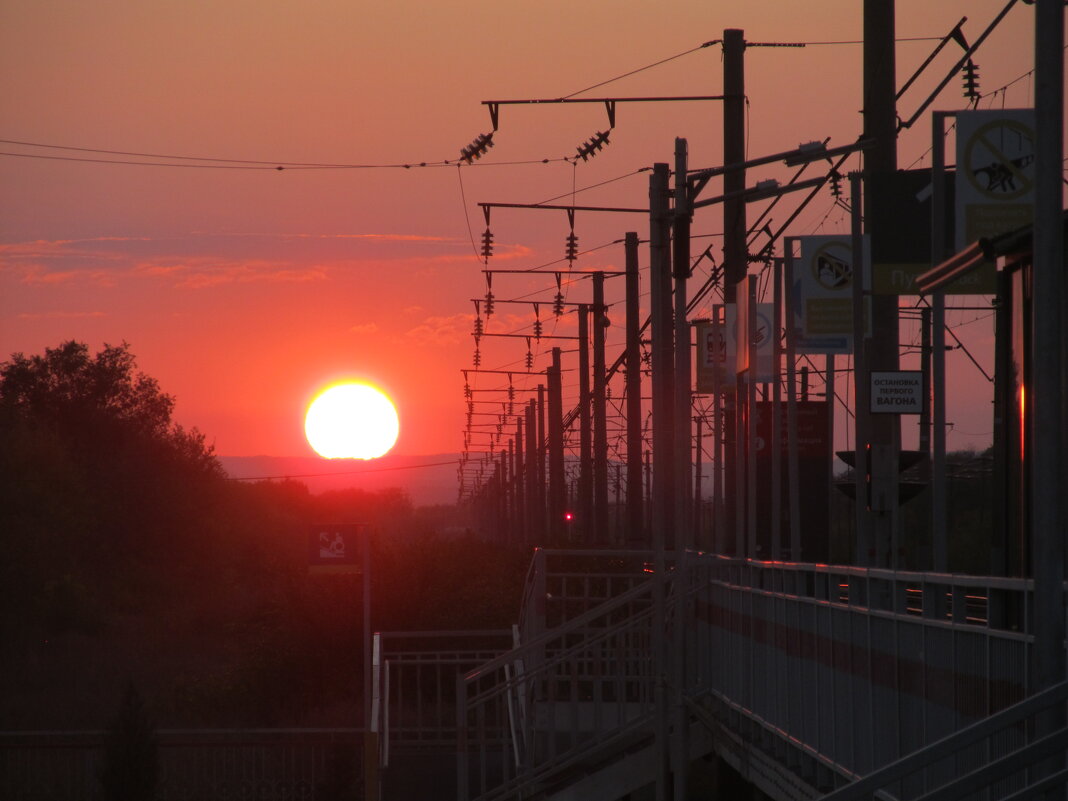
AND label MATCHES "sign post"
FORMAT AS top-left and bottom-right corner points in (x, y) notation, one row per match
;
(307, 523), (375, 799)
